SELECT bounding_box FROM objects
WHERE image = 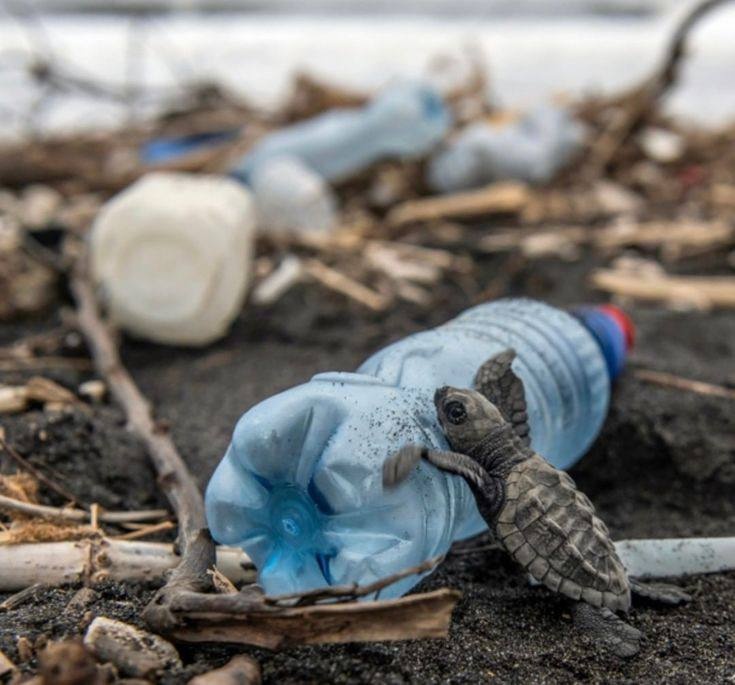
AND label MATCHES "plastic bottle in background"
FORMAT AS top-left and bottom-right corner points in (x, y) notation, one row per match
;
(90, 172), (256, 347)
(427, 105), (586, 193)
(206, 298), (633, 599)
(231, 81), (451, 184)
(249, 156), (338, 236)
